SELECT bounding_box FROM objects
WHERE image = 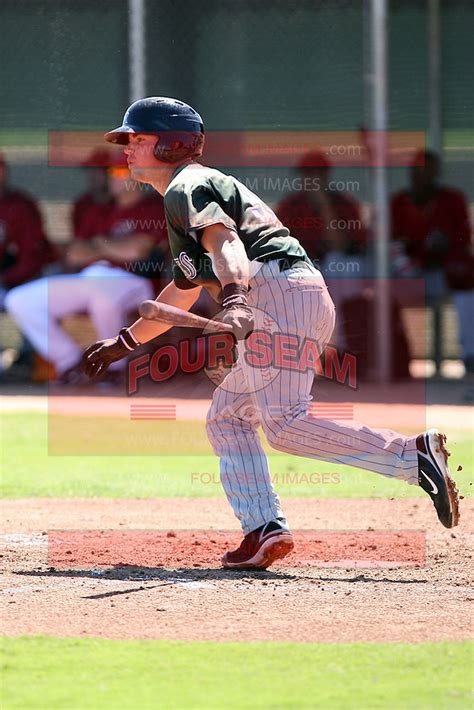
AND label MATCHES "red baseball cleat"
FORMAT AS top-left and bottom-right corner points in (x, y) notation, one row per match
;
(222, 520), (294, 570)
